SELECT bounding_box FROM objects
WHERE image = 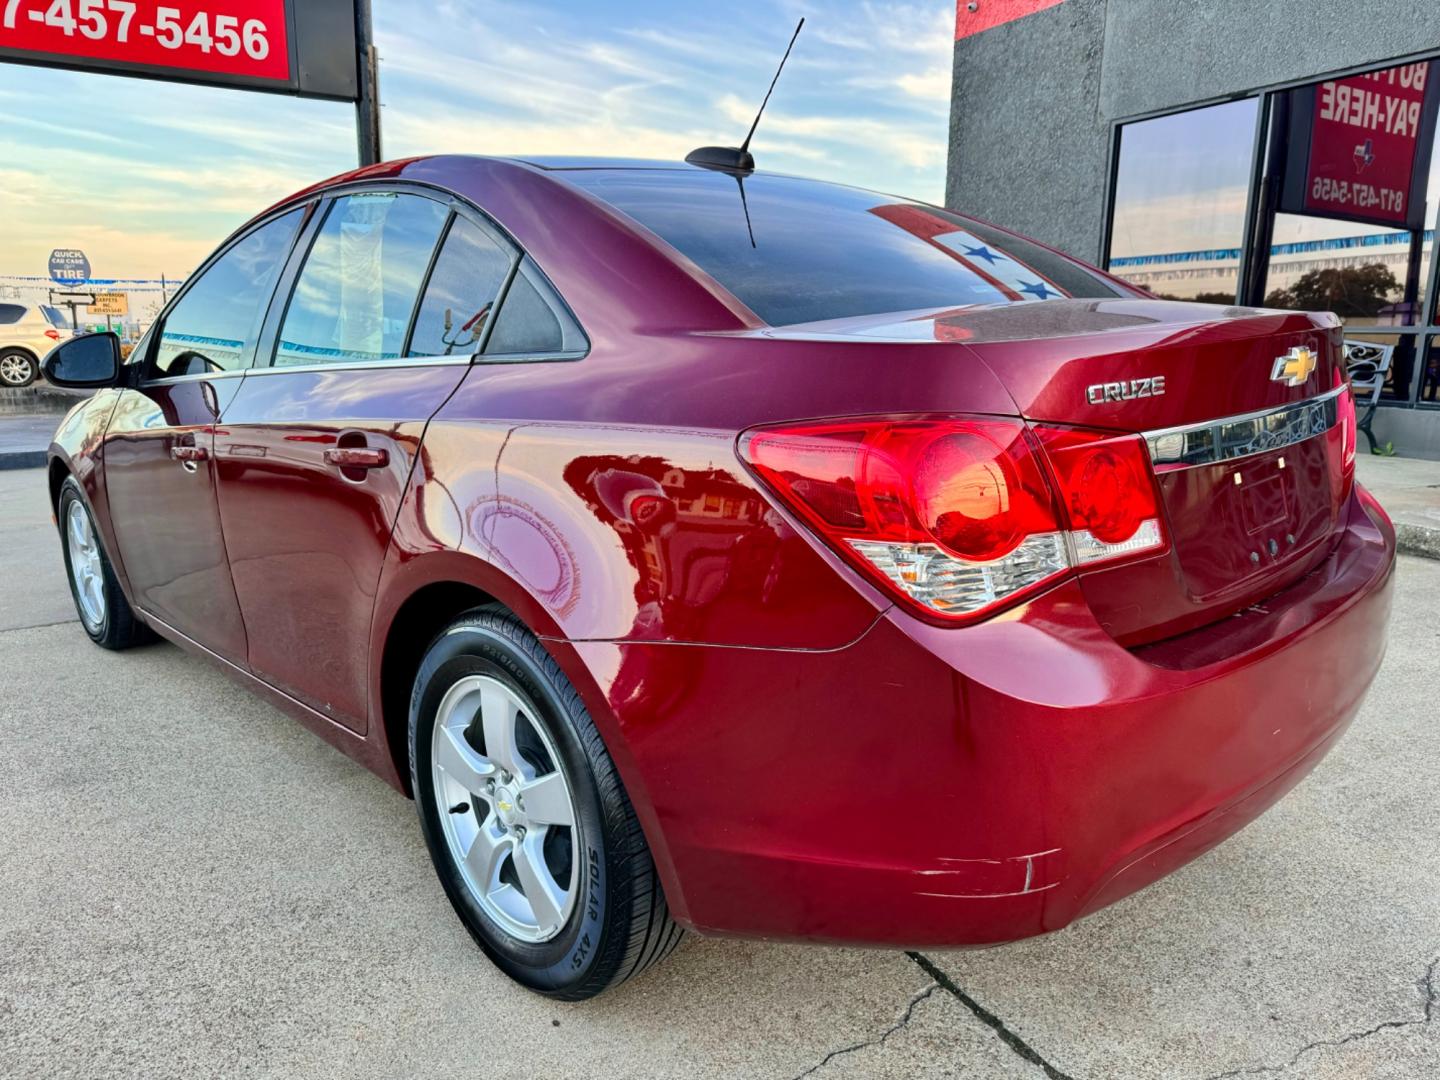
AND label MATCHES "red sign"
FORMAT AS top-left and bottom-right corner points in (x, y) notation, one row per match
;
(0, 0), (290, 84)
(954, 0), (1064, 41)
(1292, 62), (1438, 229)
